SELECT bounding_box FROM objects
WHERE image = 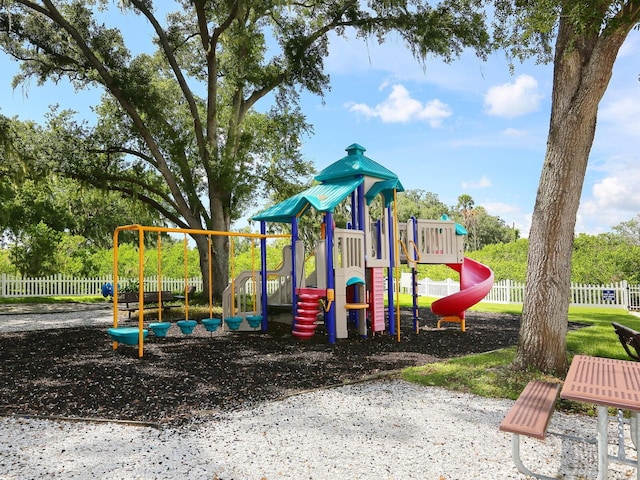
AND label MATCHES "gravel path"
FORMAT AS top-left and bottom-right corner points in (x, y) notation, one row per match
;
(0, 305), (638, 479)
(1, 381), (637, 480)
